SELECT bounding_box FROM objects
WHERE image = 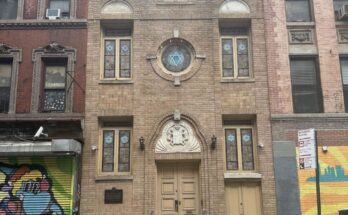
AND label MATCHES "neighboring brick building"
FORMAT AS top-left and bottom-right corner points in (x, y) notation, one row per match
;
(0, 0), (87, 214)
(264, 0), (348, 214)
(82, 0), (276, 214)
